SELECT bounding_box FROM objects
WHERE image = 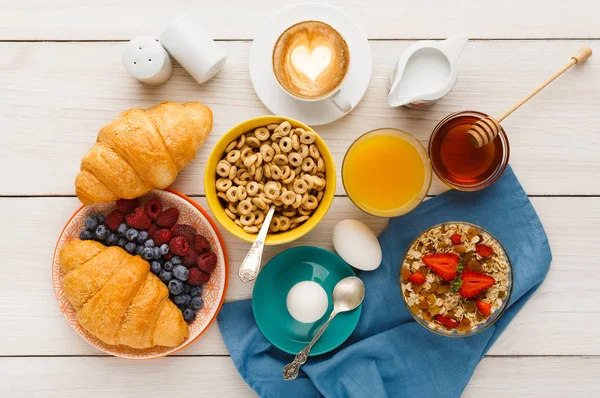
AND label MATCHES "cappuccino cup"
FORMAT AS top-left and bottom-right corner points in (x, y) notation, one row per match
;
(272, 20), (352, 113)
